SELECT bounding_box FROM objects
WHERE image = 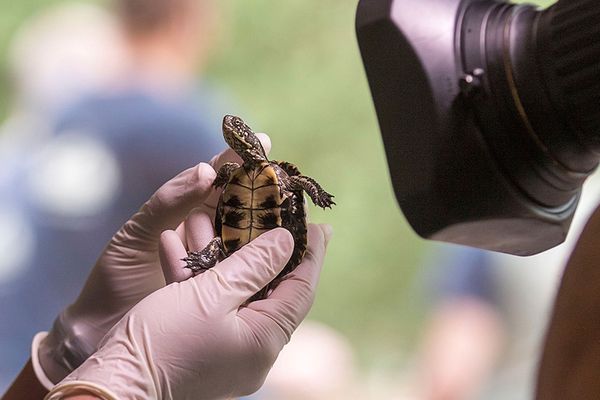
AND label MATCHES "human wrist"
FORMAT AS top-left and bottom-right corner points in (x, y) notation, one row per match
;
(61, 391), (103, 400)
(46, 313), (160, 400)
(45, 381), (118, 400)
(34, 312), (97, 388)
(31, 332), (61, 390)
